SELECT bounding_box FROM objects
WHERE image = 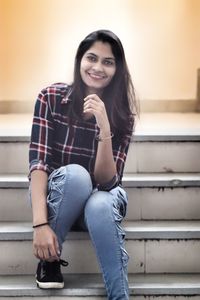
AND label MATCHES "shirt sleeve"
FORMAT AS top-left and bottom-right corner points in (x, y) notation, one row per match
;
(28, 87), (54, 178)
(97, 133), (132, 191)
